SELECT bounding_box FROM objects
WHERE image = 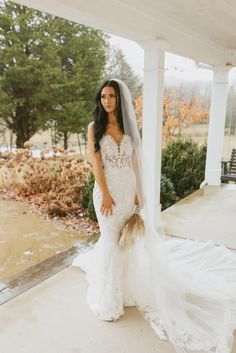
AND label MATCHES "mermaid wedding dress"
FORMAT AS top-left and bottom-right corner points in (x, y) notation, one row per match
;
(72, 133), (236, 353)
